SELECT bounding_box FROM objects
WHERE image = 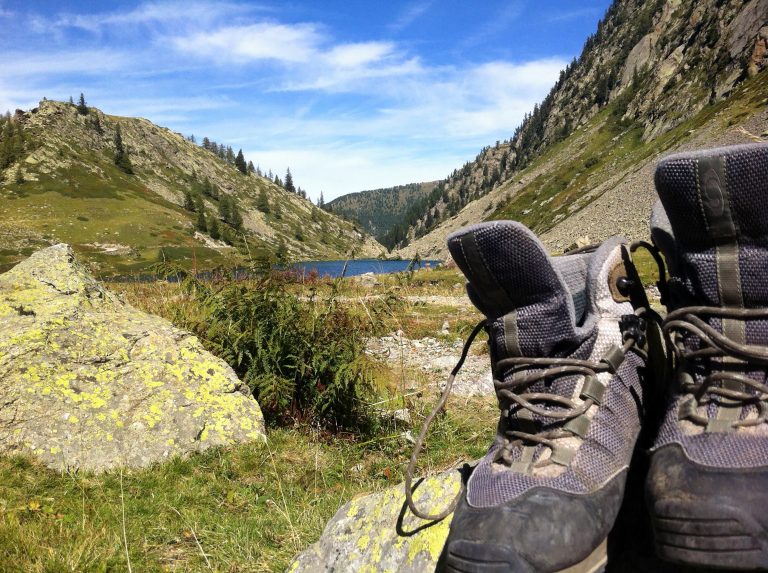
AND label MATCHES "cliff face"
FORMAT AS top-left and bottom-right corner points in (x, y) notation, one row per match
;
(0, 100), (384, 273)
(394, 0), (768, 258)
